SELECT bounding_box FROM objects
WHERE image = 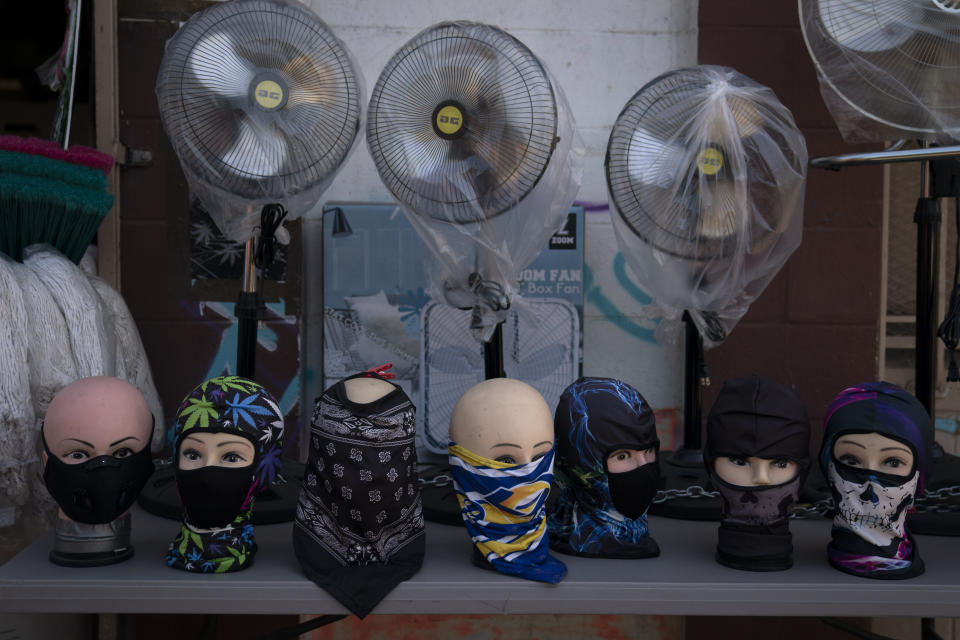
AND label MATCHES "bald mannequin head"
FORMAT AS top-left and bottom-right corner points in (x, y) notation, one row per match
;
(450, 378), (554, 464)
(43, 376), (153, 464)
